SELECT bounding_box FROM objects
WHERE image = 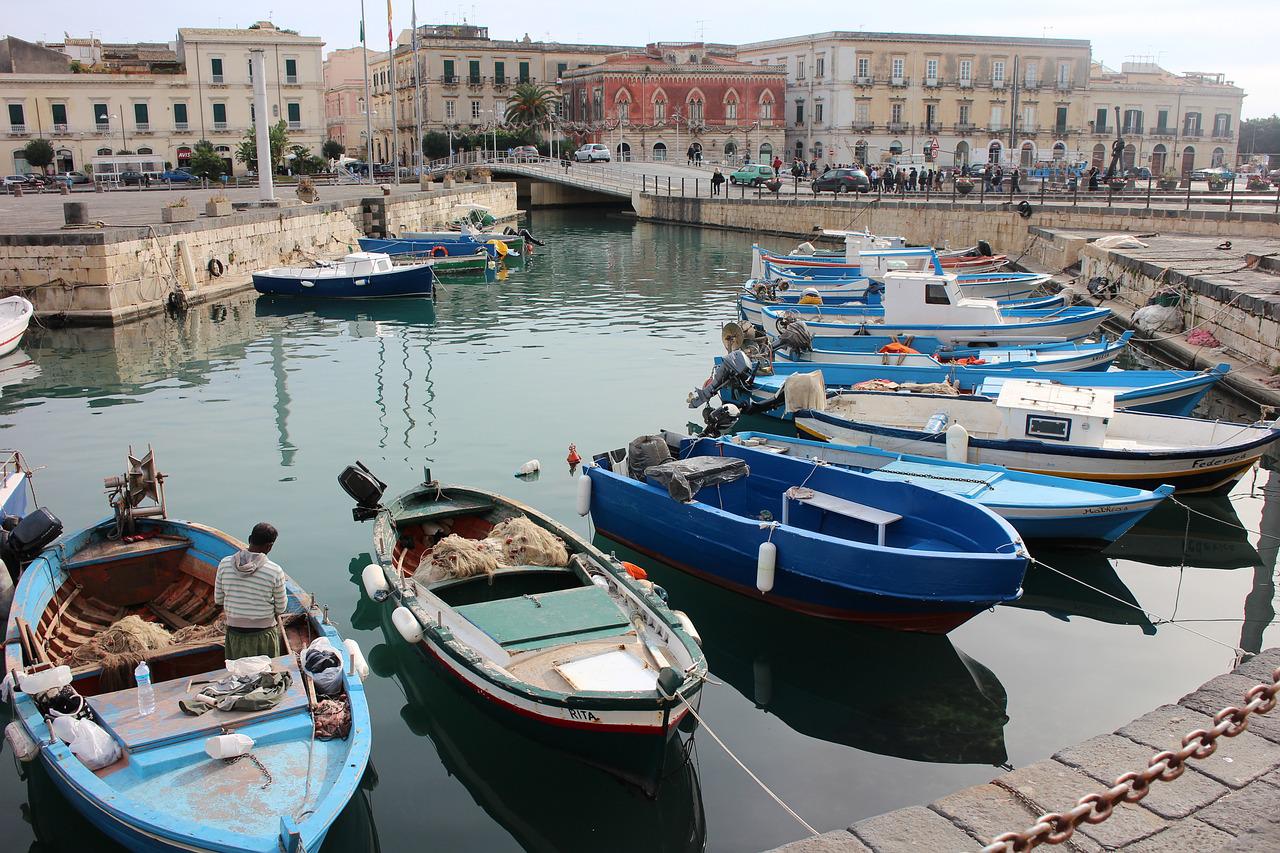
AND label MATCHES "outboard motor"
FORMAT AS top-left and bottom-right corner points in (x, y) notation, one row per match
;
(976, 239), (993, 257)
(338, 462), (387, 522)
(775, 314), (814, 358)
(688, 350), (755, 408)
(0, 507), (63, 582)
(699, 404), (743, 438)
